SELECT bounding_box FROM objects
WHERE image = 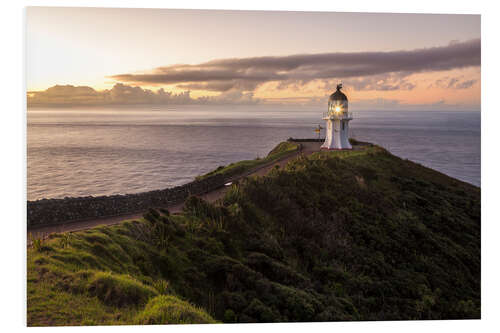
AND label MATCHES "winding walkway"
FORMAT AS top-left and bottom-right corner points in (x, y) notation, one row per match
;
(28, 142), (321, 238)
